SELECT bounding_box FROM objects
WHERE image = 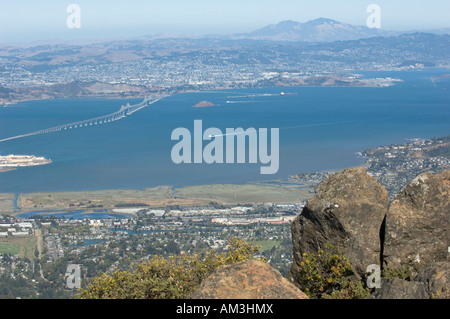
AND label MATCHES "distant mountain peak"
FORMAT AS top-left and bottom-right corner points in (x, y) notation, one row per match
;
(276, 20), (301, 26)
(241, 18), (389, 42)
(305, 17), (339, 25)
